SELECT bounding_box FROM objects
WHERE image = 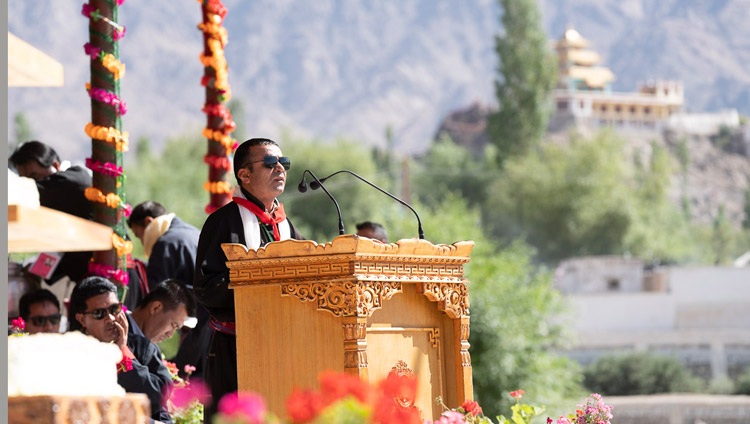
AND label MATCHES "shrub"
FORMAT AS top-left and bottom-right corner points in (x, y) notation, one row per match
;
(734, 367), (750, 395)
(583, 352), (703, 395)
